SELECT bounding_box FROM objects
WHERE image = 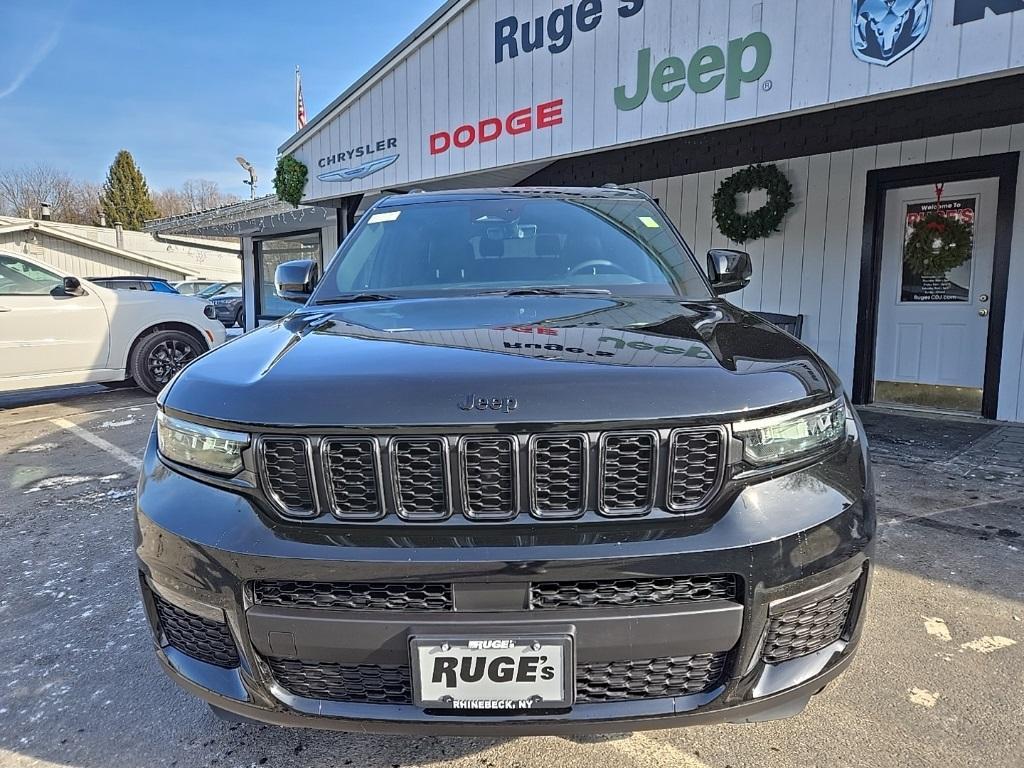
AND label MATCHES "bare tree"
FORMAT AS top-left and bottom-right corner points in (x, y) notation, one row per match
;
(0, 164), (103, 225)
(153, 179), (239, 217)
